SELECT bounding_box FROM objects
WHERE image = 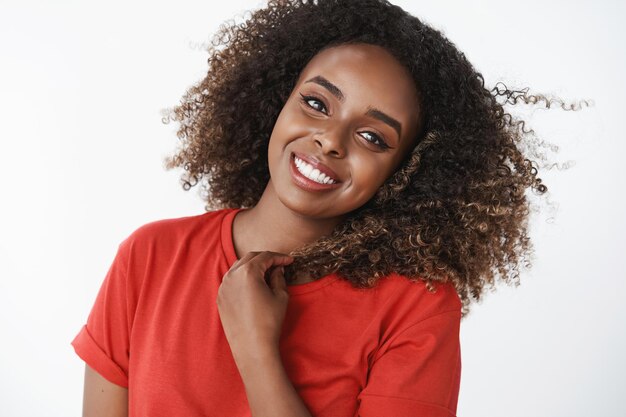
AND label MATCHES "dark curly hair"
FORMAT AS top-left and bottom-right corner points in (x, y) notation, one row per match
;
(162, 0), (588, 317)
